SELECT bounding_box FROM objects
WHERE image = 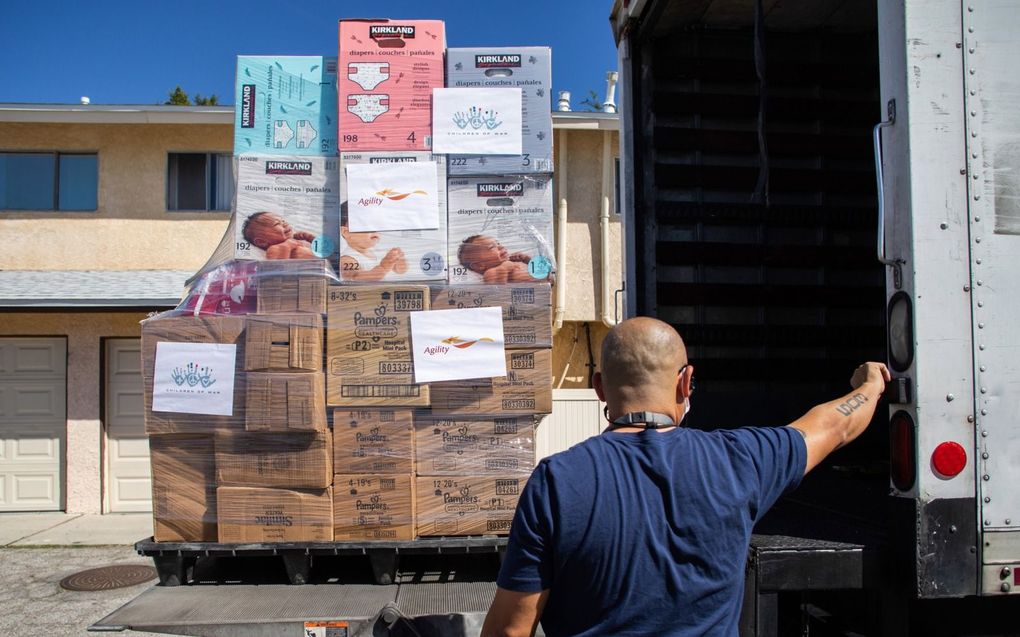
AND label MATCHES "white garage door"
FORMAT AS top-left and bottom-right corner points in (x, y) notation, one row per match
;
(104, 339), (151, 512)
(0, 338), (66, 512)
